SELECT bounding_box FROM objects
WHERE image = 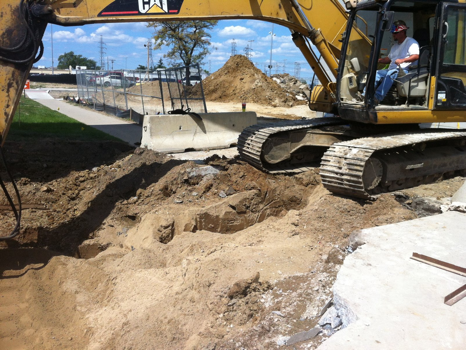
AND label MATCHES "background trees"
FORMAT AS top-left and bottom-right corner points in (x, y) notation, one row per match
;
(57, 51), (99, 69)
(147, 20), (217, 83)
